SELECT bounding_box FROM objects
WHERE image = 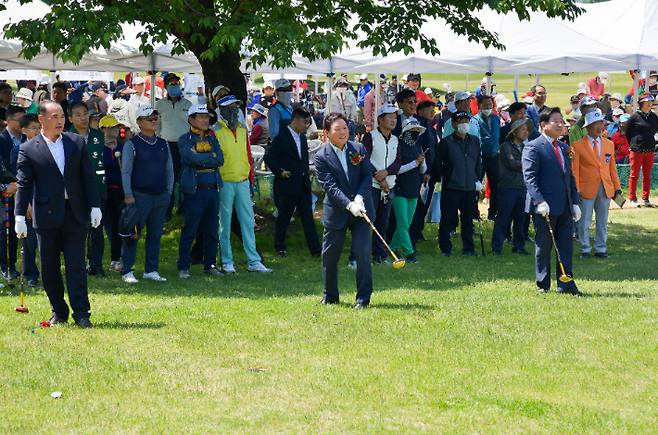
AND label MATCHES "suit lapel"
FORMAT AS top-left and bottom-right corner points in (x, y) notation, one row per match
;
(324, 144), (349, 187)
(35, 135), (63, 179)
